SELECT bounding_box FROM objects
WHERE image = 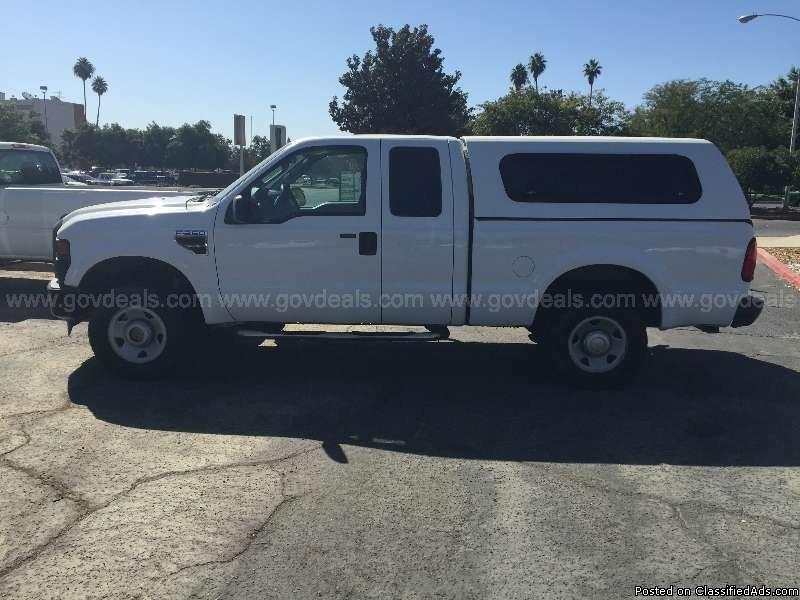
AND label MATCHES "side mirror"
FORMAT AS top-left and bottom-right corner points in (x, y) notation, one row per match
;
(231, 194), (252, 223)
